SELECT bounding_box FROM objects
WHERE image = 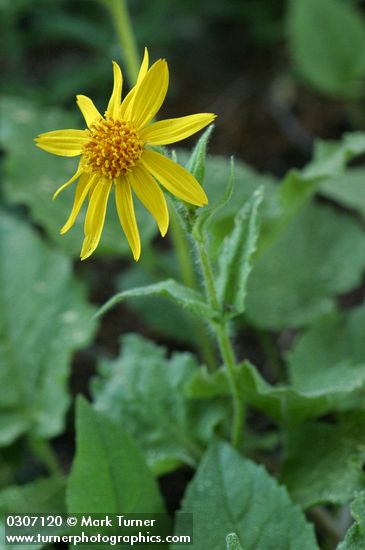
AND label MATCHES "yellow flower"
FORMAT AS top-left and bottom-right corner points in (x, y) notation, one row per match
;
(35, 49), (216, 260)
